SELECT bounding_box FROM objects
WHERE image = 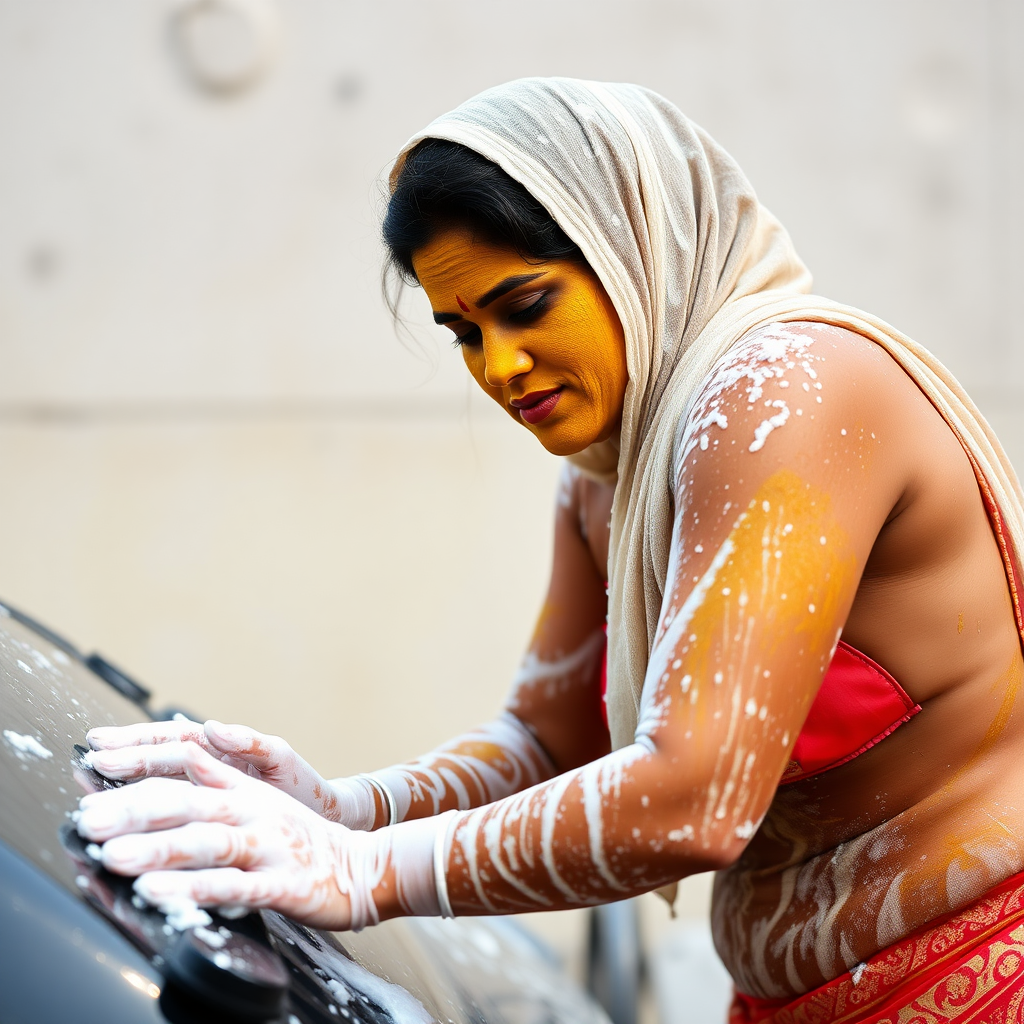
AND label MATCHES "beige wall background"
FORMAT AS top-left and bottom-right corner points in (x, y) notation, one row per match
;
(2, 0), (1023, 944)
